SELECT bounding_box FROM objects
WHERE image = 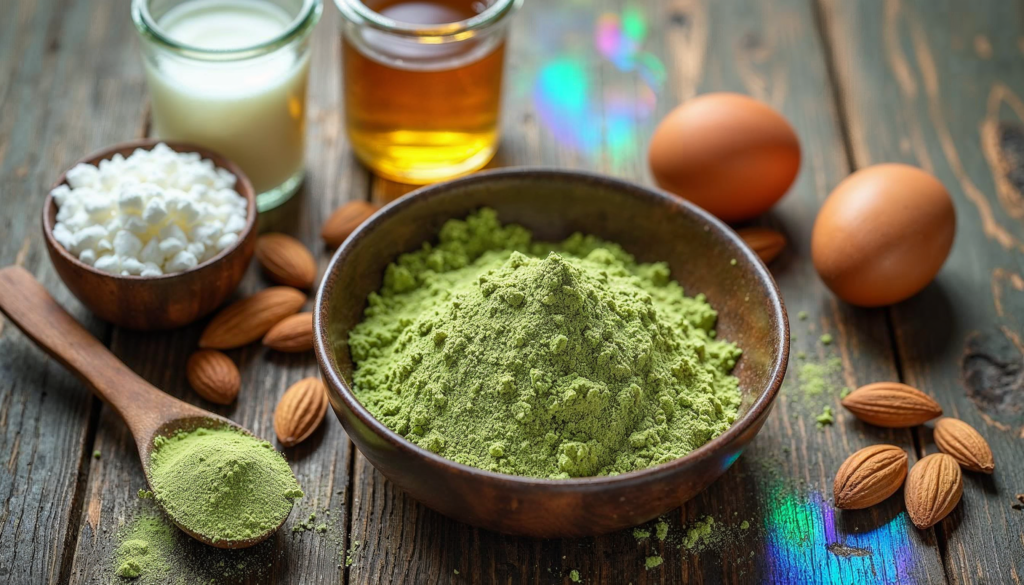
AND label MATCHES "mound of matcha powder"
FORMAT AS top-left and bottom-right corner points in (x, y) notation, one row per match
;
(149, 427), (303, 543)
(349, 209), (743, 479)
